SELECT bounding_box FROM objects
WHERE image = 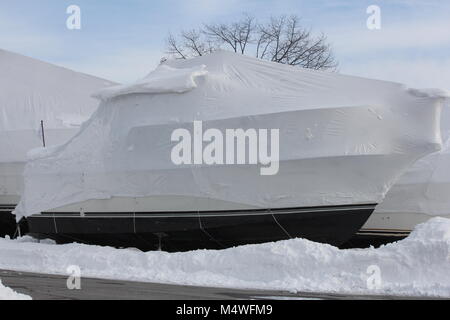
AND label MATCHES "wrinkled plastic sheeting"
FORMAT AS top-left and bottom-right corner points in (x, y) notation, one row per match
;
(376, 99), (450, 216)
(14, 51), (448, 218)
